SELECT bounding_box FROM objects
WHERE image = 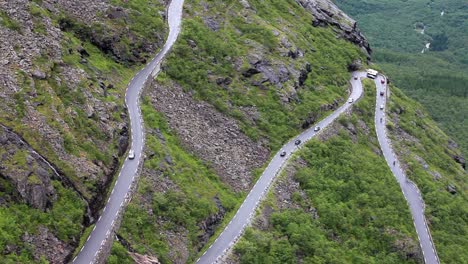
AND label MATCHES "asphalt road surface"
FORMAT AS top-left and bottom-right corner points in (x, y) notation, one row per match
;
(373, 75), (439, 264)
(197, 72), (439, 264)
(72, 0), (185, 263)
(196, 72), (366, 264)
